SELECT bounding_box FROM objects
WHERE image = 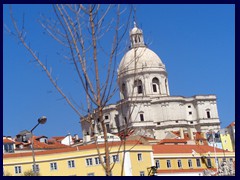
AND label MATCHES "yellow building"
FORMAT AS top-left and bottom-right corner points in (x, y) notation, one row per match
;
(153, 144), (235, 176)
(220, 132), (233, 152)
(3, 140), (153, 176)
